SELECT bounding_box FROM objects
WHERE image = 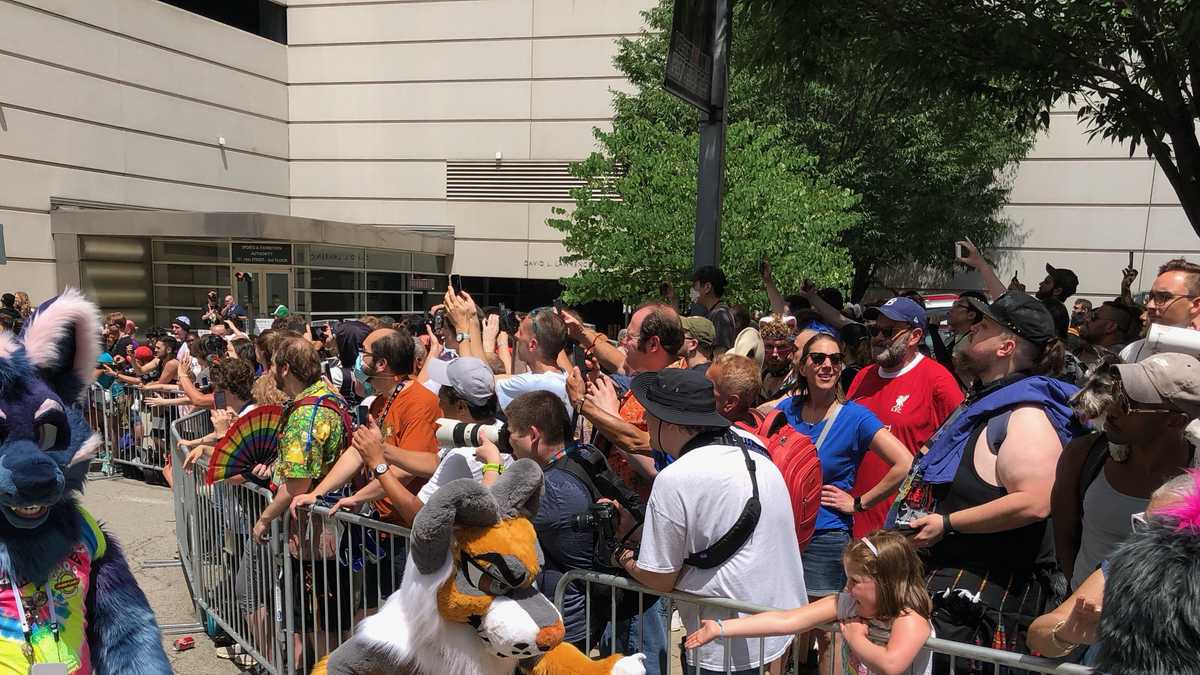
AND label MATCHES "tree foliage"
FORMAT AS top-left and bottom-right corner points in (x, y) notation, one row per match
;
(551, 1), (1036, 303)
(743, 0), (1200, 237)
